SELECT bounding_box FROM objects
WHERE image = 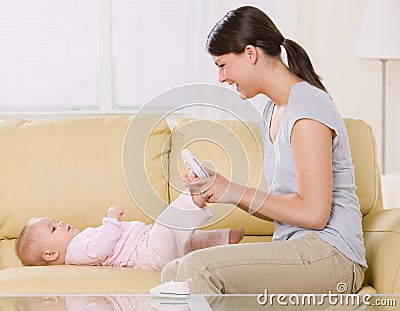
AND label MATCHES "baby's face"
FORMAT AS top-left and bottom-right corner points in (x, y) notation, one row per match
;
(28, 217), (80, 257)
